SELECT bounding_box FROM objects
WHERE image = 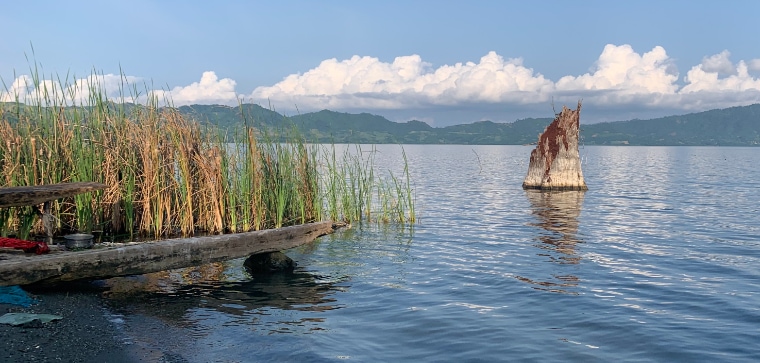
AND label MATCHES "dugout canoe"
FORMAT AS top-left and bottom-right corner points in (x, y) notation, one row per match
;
(0, 221), (340, 286)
